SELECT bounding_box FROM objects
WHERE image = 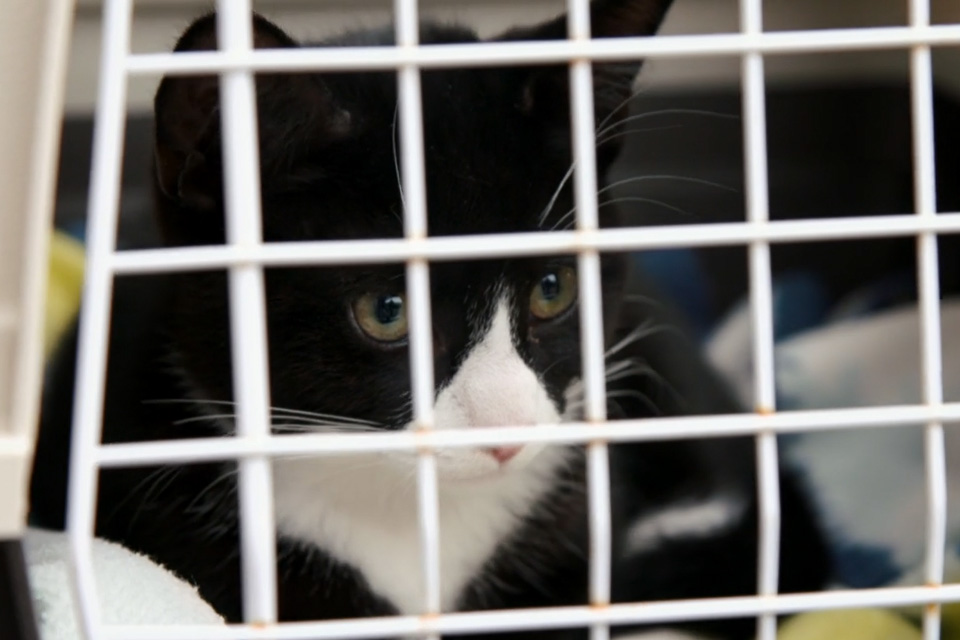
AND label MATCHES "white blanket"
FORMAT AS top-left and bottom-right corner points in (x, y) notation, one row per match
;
(24, 528), (223, 639)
